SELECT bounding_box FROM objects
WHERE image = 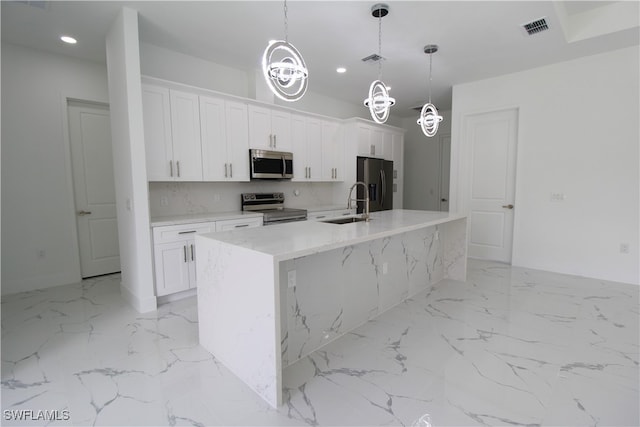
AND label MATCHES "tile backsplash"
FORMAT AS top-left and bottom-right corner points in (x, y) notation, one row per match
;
(148, 181), (341, 217)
